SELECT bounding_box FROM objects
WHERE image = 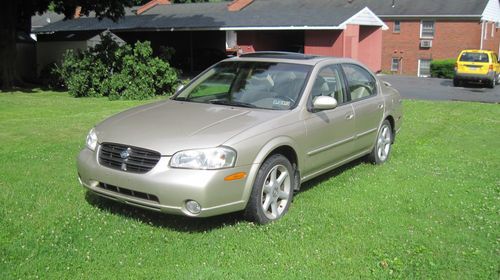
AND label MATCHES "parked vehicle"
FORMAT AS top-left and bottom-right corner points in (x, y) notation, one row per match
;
(77, 52), (403, 224)
(454, 49), (500, 88)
